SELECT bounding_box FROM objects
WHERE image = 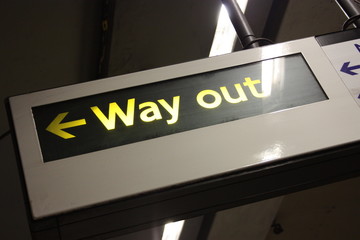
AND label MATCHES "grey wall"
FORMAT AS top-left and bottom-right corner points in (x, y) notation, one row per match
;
(108, 0), (221, 76)
(275, 0), (346, 43)
(0, 1), (102, 239)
